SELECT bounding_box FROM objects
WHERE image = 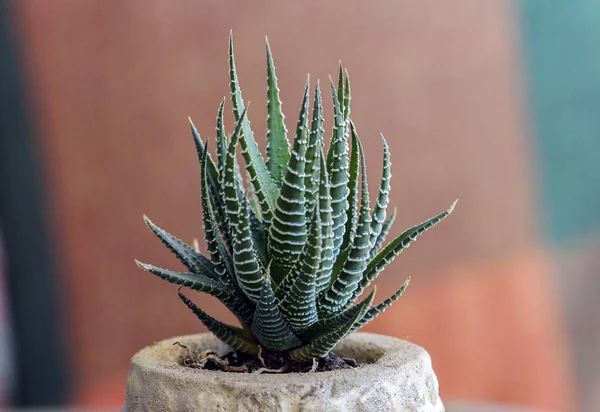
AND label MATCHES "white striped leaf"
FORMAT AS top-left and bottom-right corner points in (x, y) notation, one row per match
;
(326, 78), (350, 261)
(369, 207), (396, 260)
(178, 289), (259, 354)
(265, 38), (290, 186)
(300, 288), (376, 342)
(320, 124), (372, 316)
(228, 33), (277, 223)
(143, 215), (216, 279)
(315, 150), (335, 297)
(268, 78), (310, 277)
(351, 278), (410, 333)
(199, 145), (234, 287)
(304, 80), (324, 220)
(222, 106), (265, 302)
(290, 288), (374, 362)
(369, 135), (391, 247)
(353, 201), (457, 303)
(136, 261), (254, 325)
(278, 202), (321, 333)
(251, 266), (302, 351)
